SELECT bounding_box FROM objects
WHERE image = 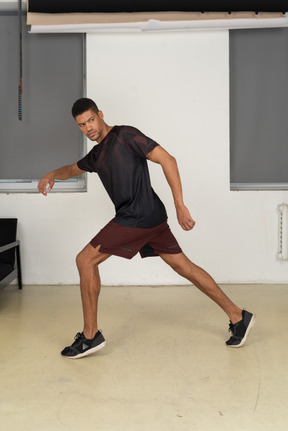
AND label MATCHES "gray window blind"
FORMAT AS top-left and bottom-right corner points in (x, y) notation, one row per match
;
(230, 27), (288, 190)
(0, 12), (84, 180)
